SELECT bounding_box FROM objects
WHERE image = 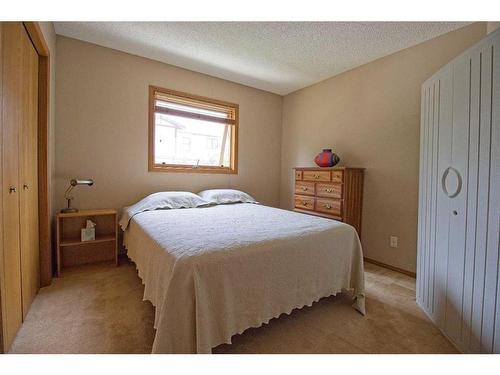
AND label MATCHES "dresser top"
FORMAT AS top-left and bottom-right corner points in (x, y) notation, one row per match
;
(294, 166), (365, 171)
